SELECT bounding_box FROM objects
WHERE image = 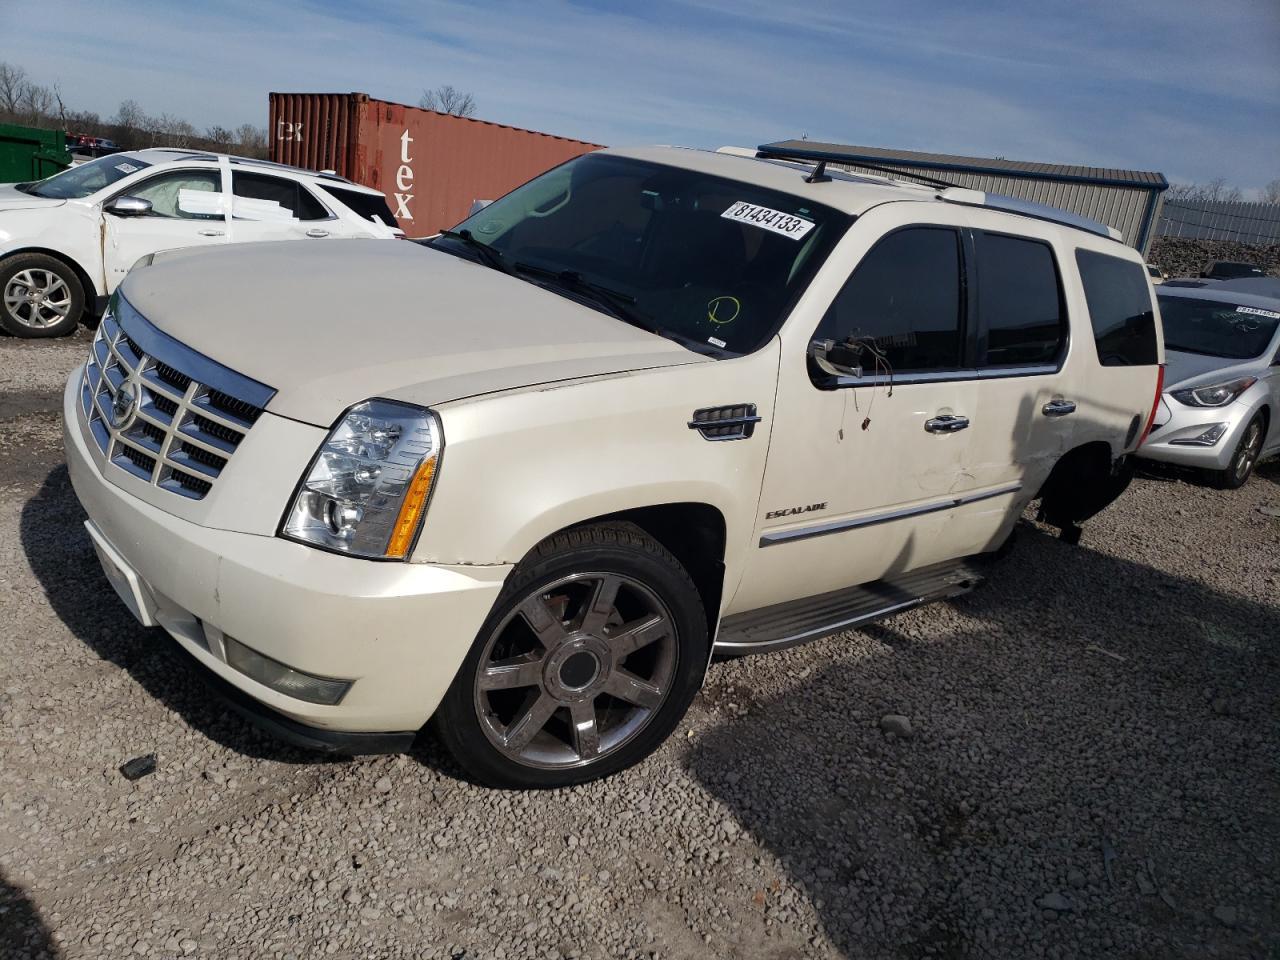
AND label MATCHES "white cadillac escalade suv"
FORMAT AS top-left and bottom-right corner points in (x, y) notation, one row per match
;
(63, 146), (1164, 787)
